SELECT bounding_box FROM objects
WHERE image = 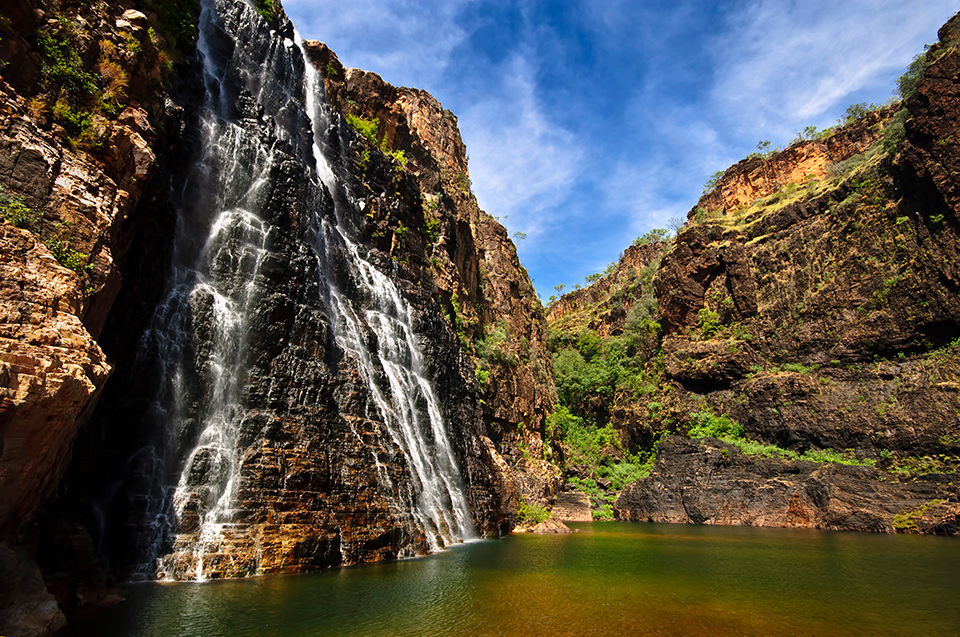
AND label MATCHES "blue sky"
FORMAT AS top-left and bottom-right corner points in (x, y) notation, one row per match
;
(283, 0), (958, 300)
